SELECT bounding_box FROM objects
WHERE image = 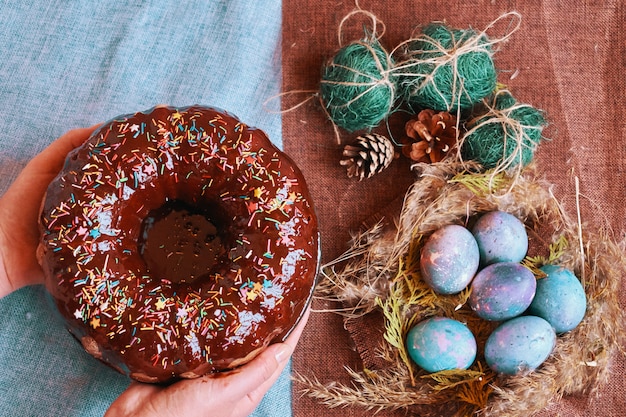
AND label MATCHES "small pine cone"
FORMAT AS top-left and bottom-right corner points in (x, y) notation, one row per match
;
(340, 133), (396, 180)
(402, 109), (459, 163)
